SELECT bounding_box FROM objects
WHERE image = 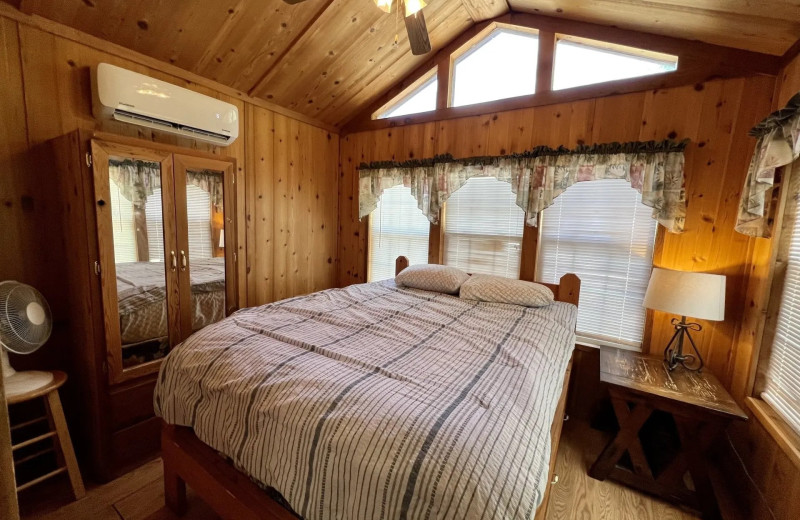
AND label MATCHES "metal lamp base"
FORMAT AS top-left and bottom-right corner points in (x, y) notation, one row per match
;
(663, 316), (704, 372)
